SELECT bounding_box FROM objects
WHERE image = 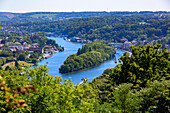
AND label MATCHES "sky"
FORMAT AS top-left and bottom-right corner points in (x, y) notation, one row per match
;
(0, 0), (169, 13)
